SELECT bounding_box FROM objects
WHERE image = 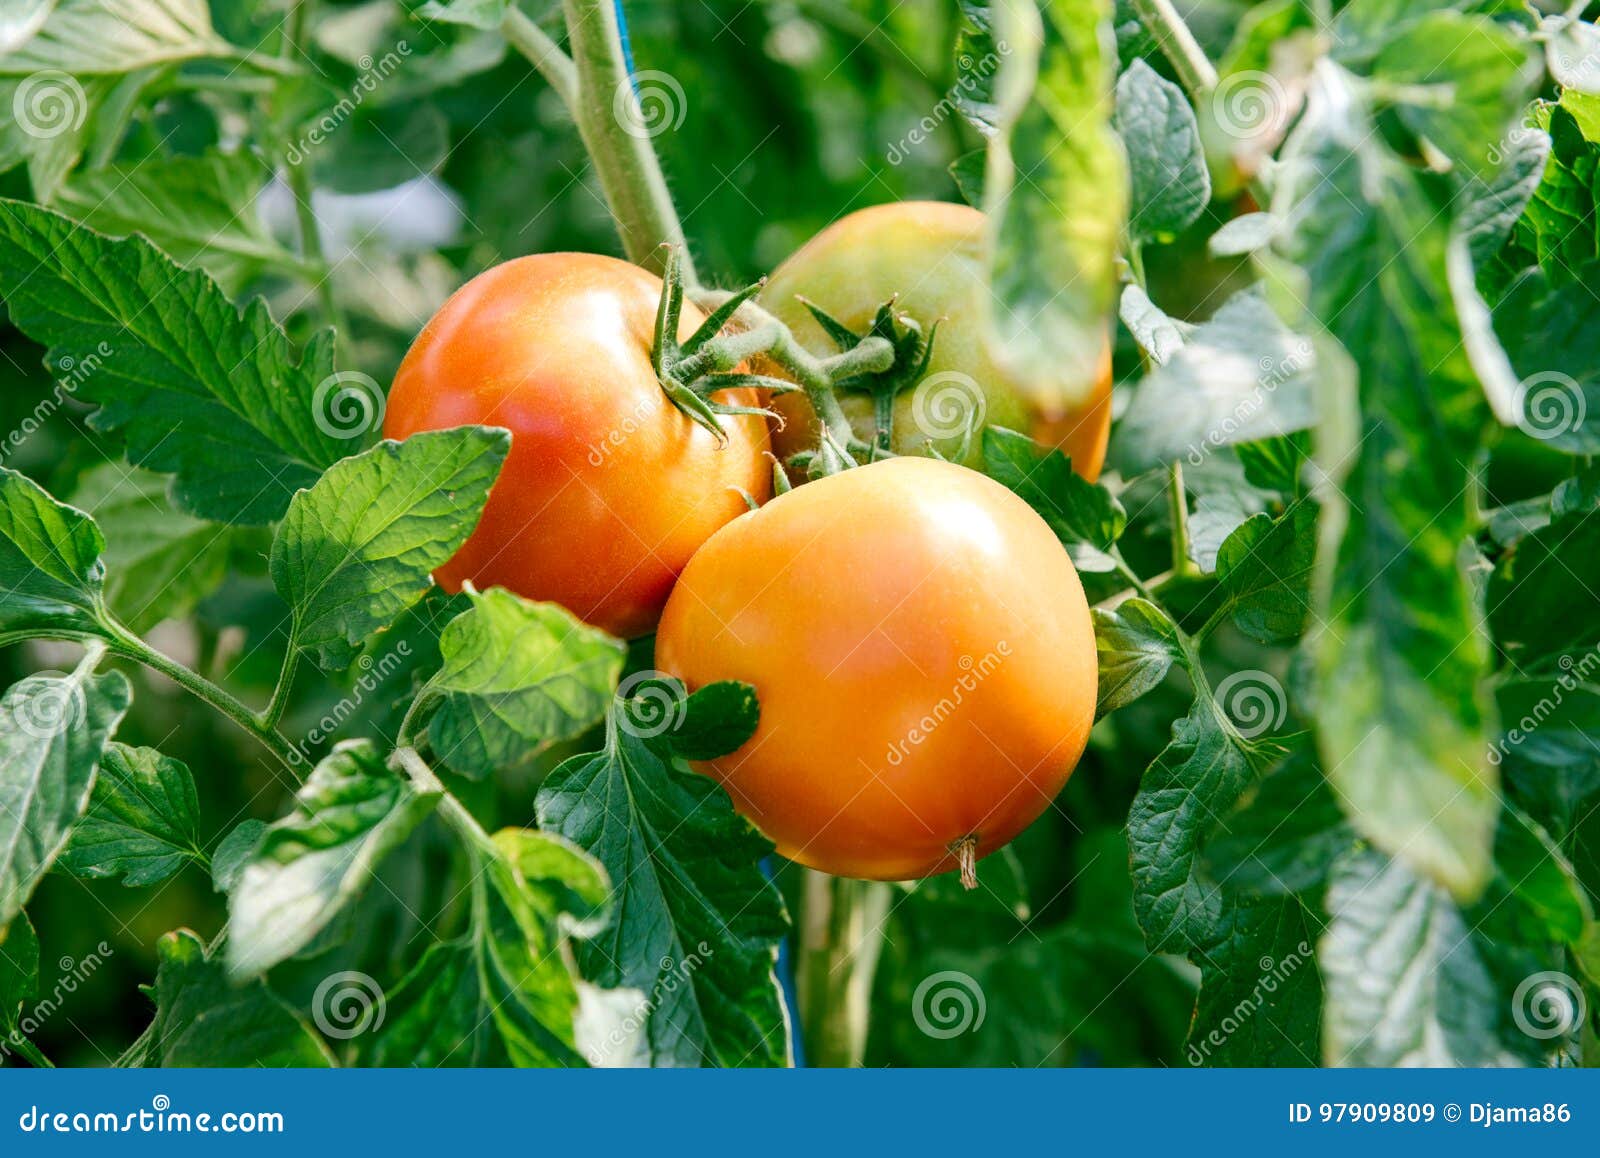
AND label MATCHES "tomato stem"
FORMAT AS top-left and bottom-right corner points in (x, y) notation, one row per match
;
(797, 872), (891, 1067)
(561, 0), (696, 280)
(950, 836), (979, 891)
(1128, 0), (1218, 97)
(502, 8), (579, 110)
